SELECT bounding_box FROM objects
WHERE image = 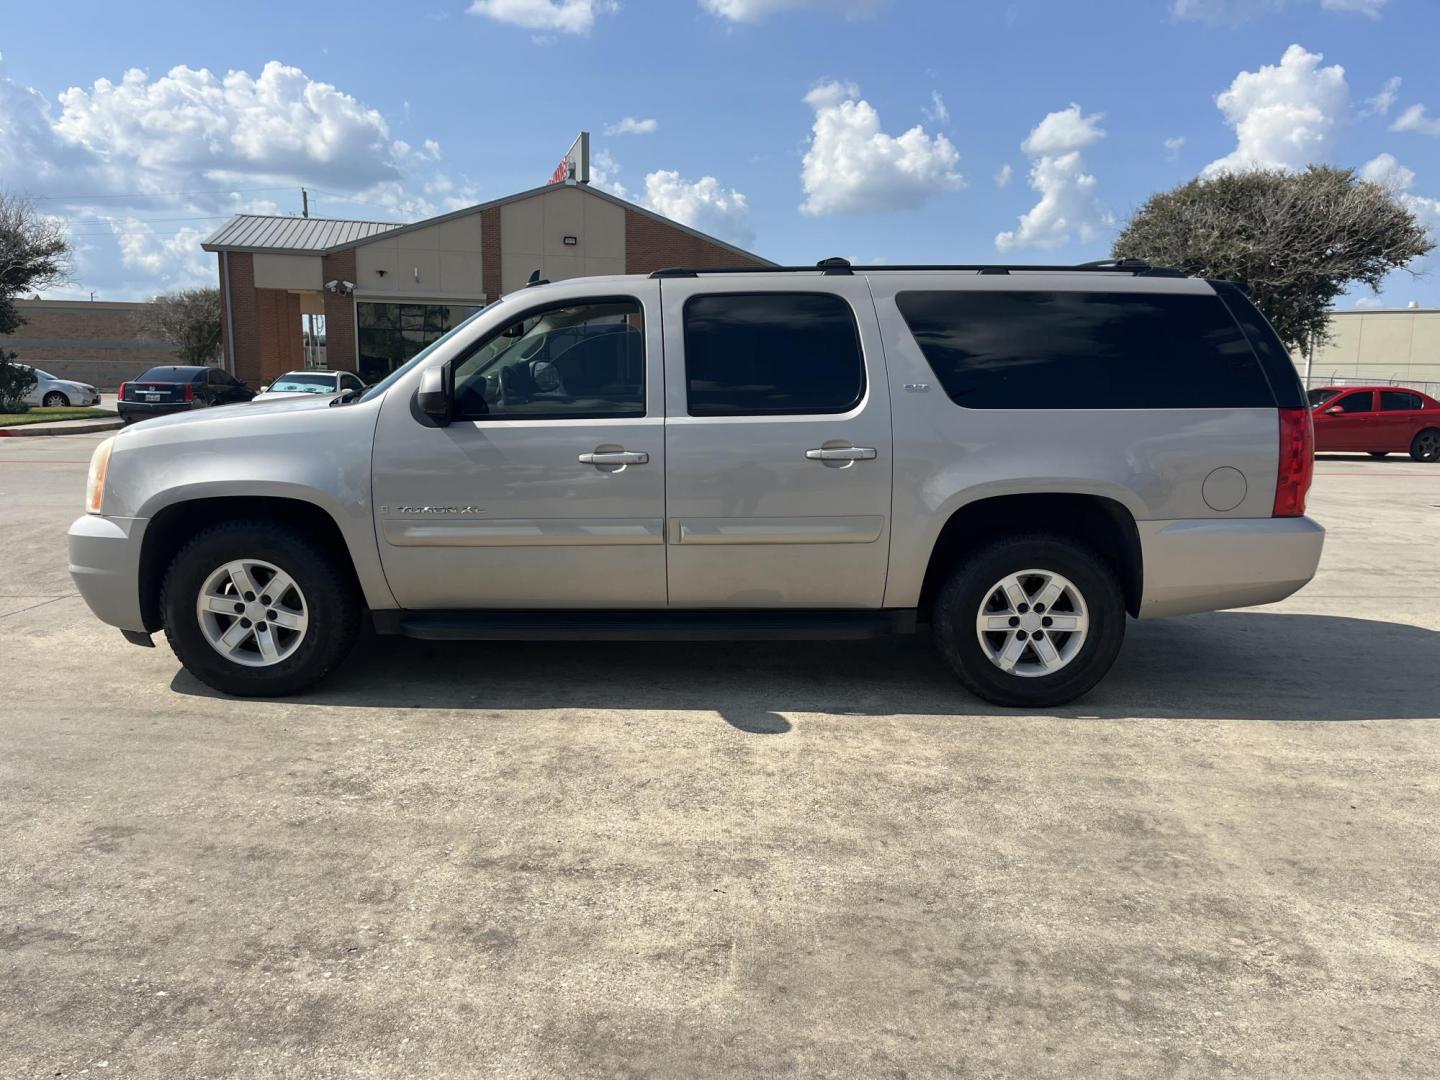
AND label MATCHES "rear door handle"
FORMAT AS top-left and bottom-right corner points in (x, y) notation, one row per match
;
(805, 446), (877, 461)
(578, 450), (649, 465)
